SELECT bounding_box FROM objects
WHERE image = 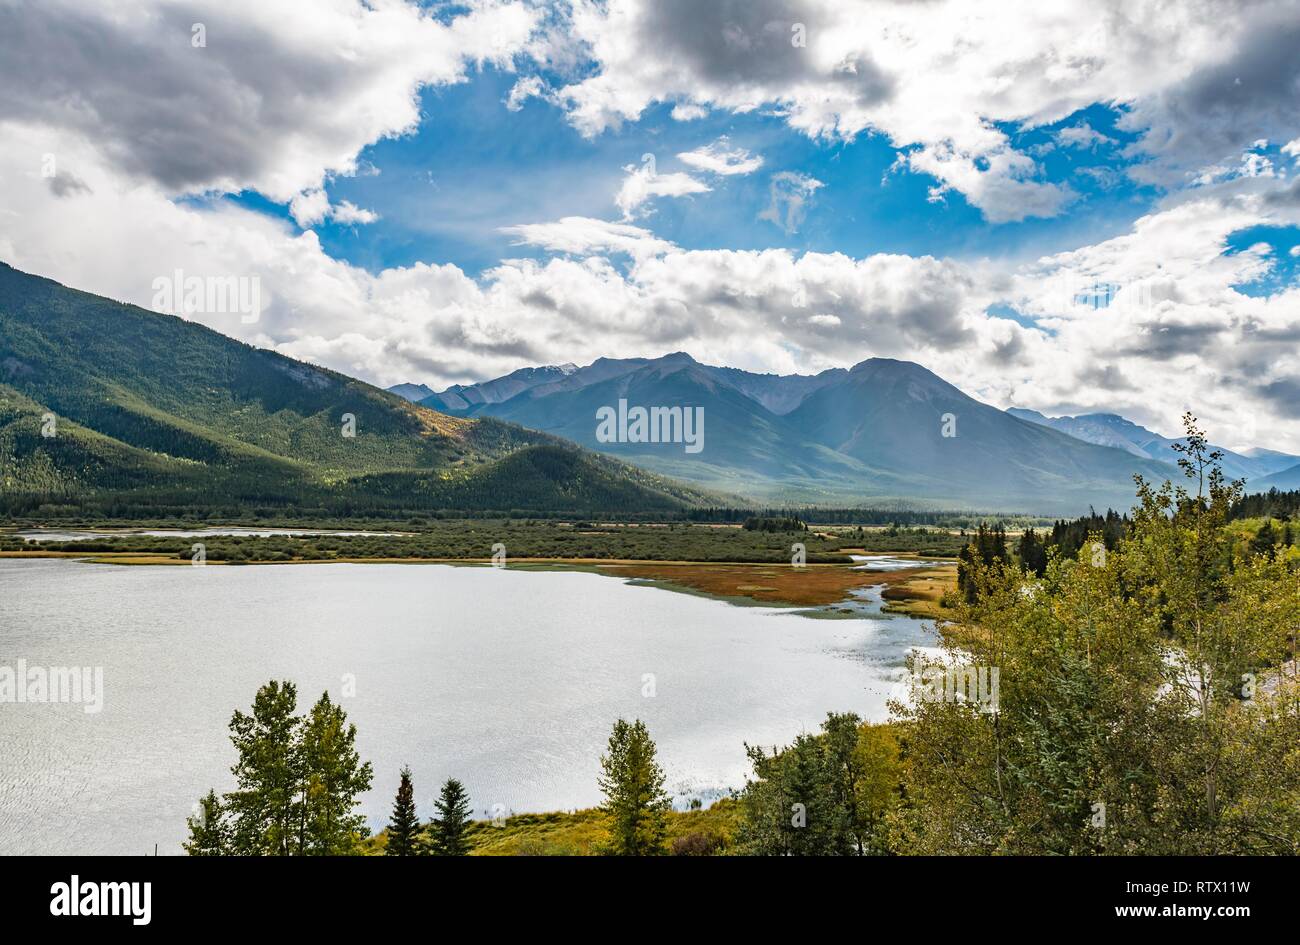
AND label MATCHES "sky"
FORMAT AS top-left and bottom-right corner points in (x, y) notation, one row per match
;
(1, 0), (1299, 451)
